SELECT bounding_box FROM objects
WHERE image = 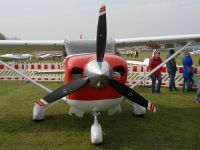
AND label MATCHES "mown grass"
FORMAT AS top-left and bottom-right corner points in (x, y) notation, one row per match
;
(0, 81), (200, 150)
(122, 52), (200, 66)
(1, 51), (200, 66)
